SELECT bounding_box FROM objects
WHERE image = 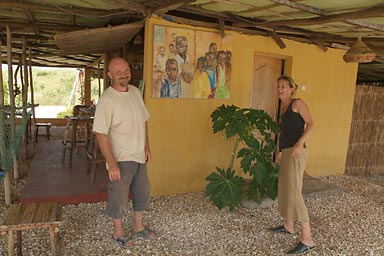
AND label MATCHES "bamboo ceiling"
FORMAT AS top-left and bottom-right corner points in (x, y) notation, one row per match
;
(0, 0), (383, 83)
